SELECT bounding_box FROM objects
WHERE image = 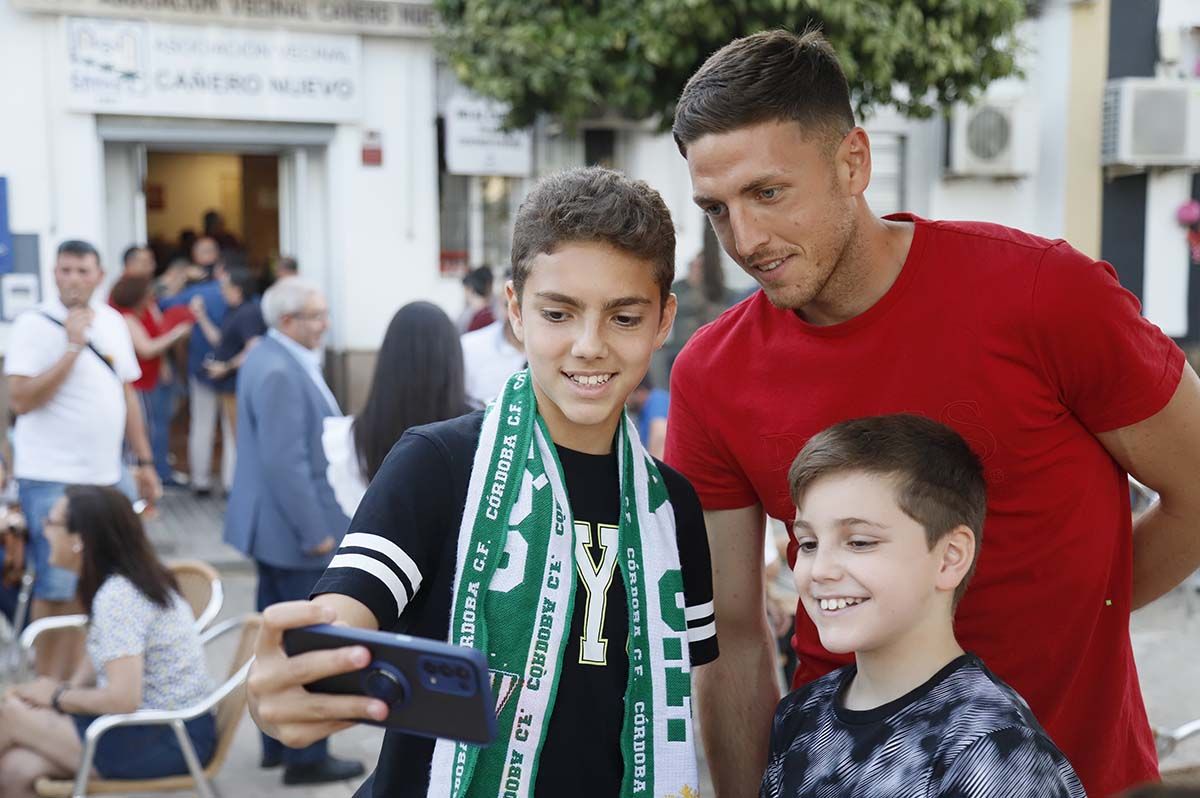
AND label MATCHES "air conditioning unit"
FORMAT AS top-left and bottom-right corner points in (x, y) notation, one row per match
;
(1102, 78), (1200, 167)
(946, 98), (1031, 178)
